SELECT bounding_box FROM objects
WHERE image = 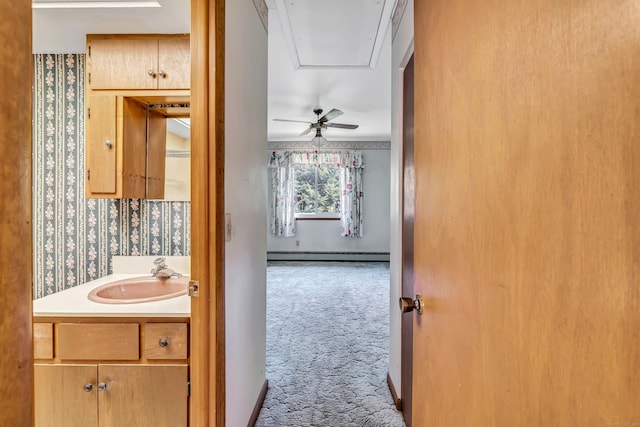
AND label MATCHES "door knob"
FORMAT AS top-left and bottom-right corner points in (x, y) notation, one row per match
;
(399, 295), (424, 315)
